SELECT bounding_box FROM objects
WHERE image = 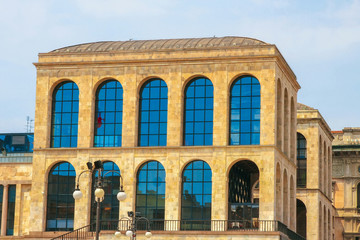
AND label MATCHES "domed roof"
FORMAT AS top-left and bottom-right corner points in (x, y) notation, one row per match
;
(51, 36), (269, 53)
